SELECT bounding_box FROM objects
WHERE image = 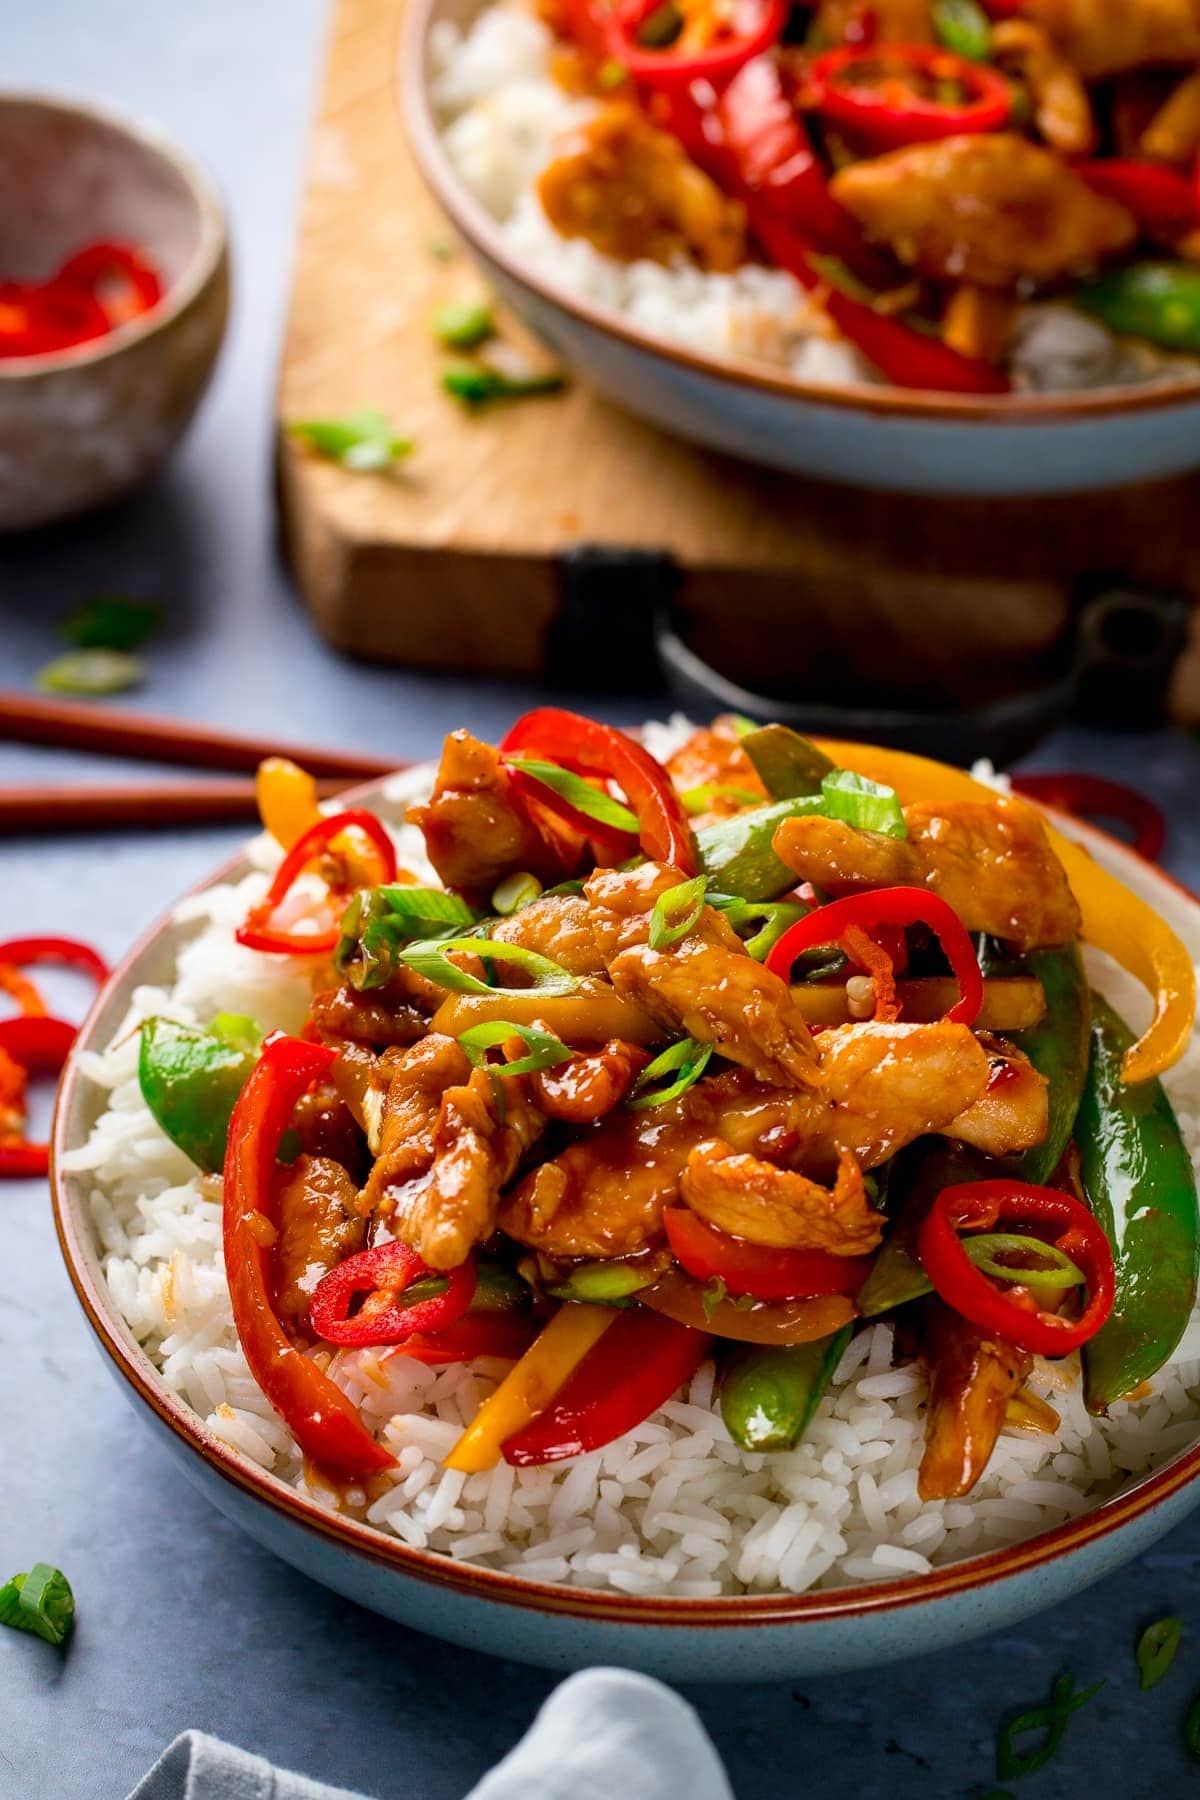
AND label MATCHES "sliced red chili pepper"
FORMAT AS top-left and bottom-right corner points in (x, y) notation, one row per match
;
(1073, 160), (1198, 239)
(385, 1312), (539, 1366)
(766, 885), (984, 1025)
(0, 935), (111, 987)
(501, 1307), (711, 1464)
(0, 1014), (78, 1179)
(1010, 772), (1165, 863)
(751, 212), (1010, 393)
(918, 1179), (1115, 1357)
(605, 0), (786, 90)
(0, 279), (110, 358)
(223, 1034), (394, 1477)
(504, 767), (639, 864)
(664, 1206), (871, 1301)
(809, 43), (1011, 151)
(310, 1242), (477, 1347)
(500, 708), (699, 874)
(55, 240), (162, 326)
(236, 809), (397, 956)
